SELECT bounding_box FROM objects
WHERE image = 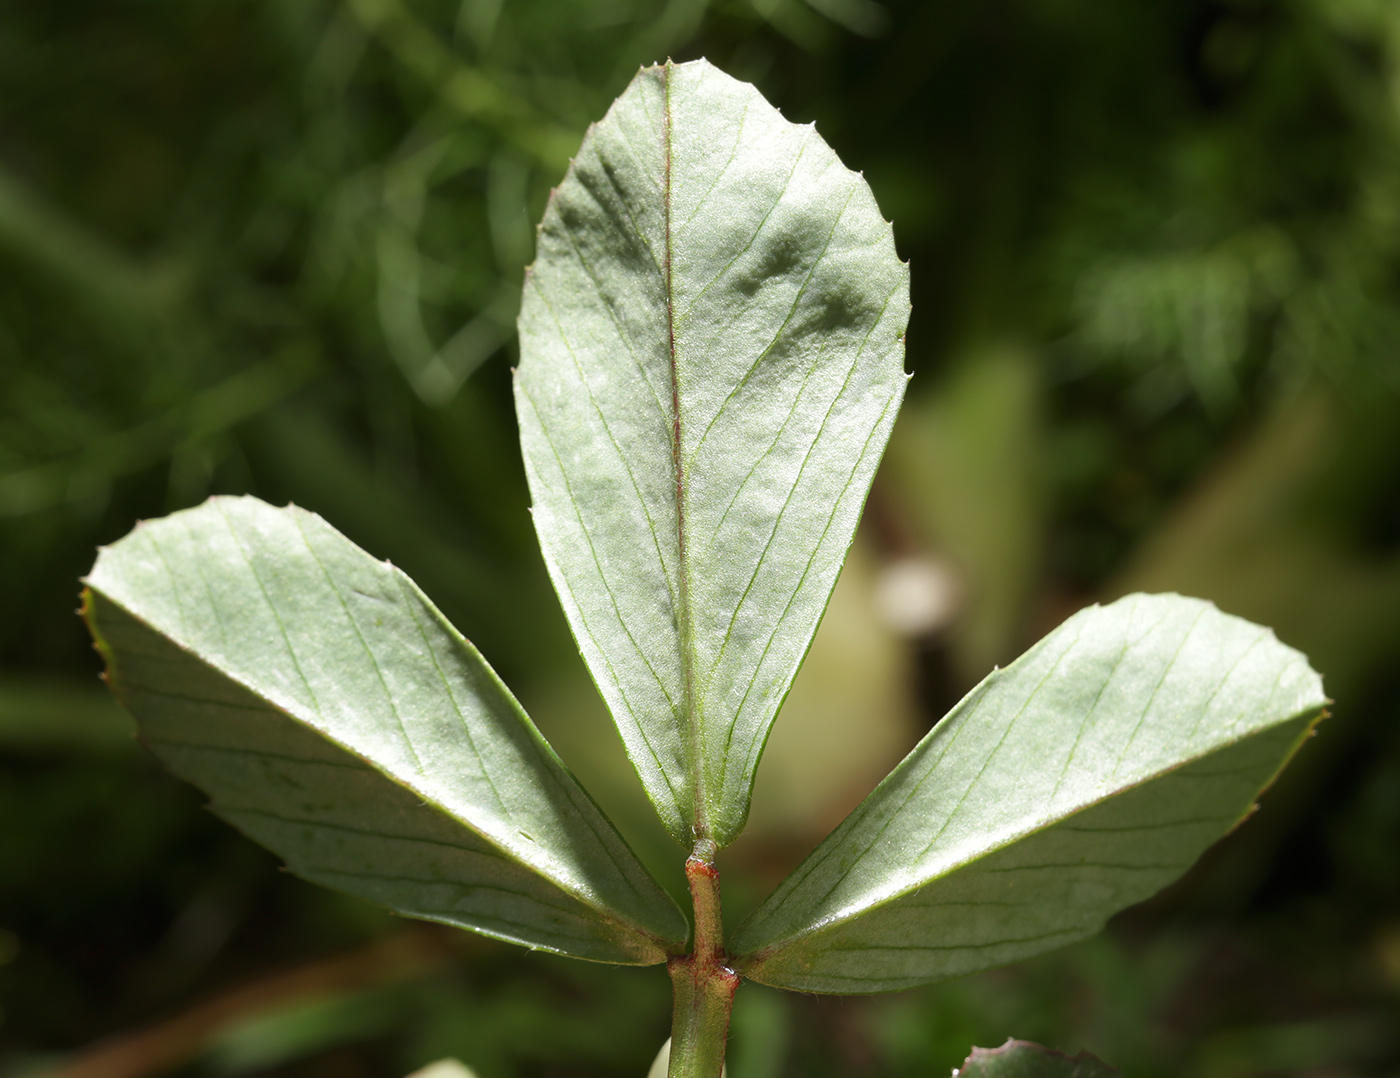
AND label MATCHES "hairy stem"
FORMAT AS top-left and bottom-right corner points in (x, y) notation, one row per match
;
(667, 841), (738, 1078)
